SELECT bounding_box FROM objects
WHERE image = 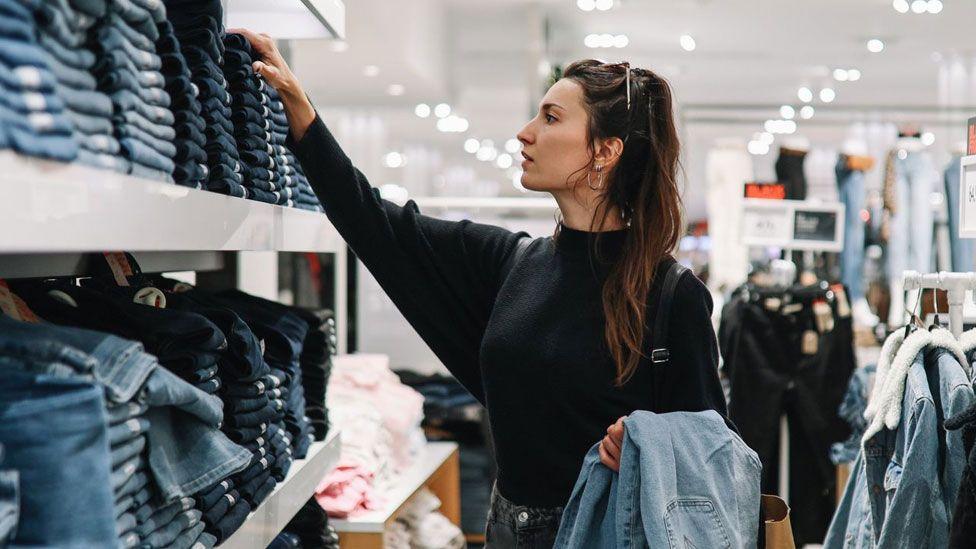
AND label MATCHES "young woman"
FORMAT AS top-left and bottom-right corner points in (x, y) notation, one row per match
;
(232, 29), (727, 548)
